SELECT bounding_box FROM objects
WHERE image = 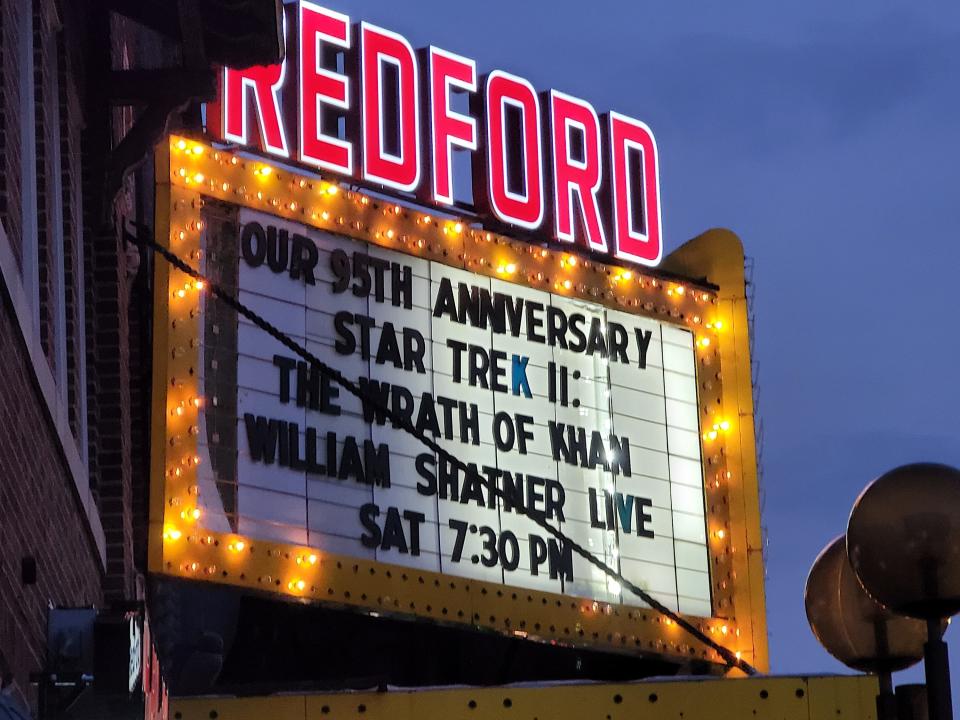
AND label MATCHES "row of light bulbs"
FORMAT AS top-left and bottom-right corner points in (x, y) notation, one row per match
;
(170, 138), (722, 327)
